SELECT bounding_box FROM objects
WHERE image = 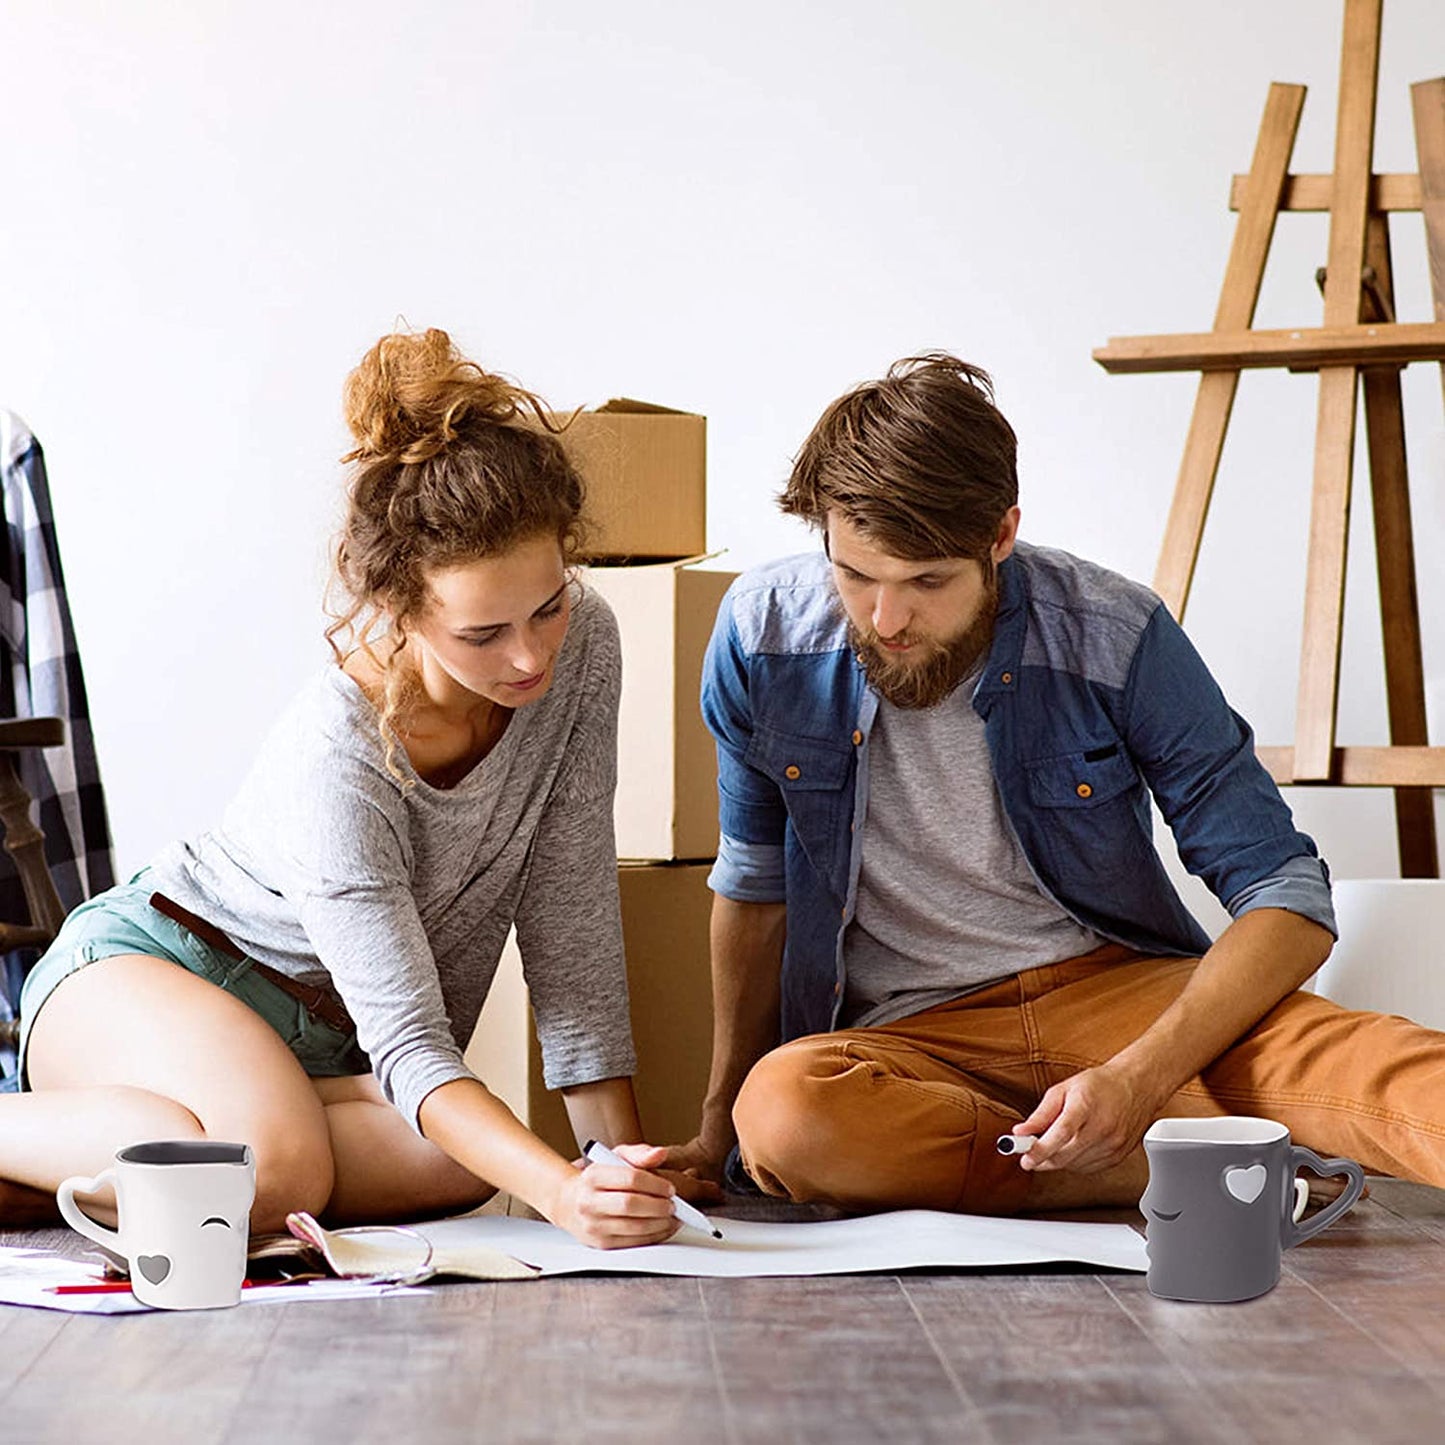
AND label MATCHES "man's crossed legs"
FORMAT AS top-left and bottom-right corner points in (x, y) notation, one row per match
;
(735, 945), (1445, 1213)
